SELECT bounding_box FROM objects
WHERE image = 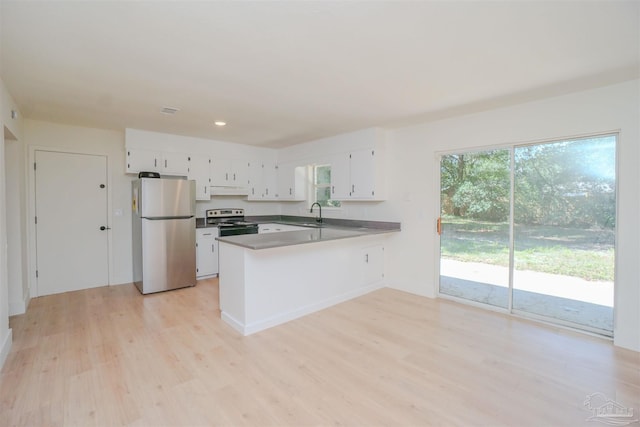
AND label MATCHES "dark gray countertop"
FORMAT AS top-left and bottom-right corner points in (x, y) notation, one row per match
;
(216, 216), (401, 250)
